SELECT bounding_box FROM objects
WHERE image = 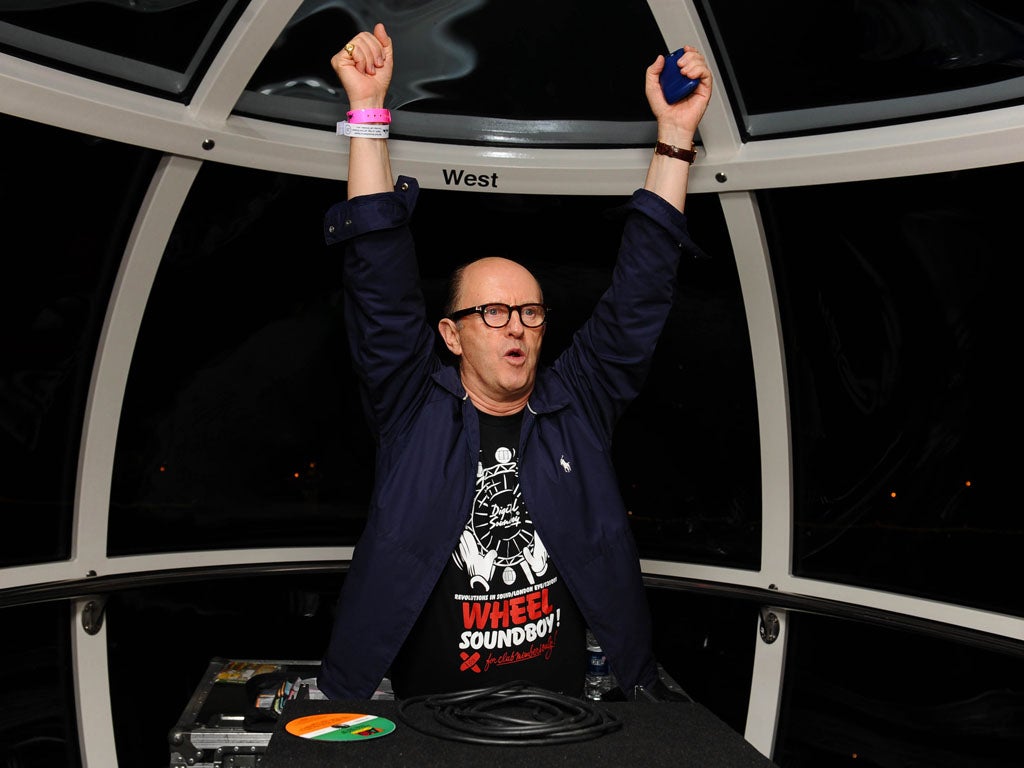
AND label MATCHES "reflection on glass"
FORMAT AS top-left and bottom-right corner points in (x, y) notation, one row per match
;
(0, 113), (157, 567)
(775, 613), (1024, 767)
(0, 0), (247, 98)
(762, 164), (1022, 617)
(697, 0), (1024, 137)
(237, 0), (669, 144)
